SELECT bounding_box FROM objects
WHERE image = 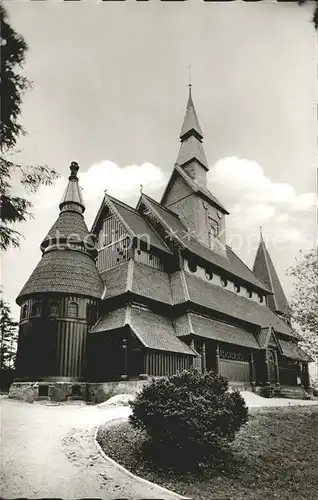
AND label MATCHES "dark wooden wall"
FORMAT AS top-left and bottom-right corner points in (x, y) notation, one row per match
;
(16, 294), (99, 380)
(145, 351), (192, 376)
